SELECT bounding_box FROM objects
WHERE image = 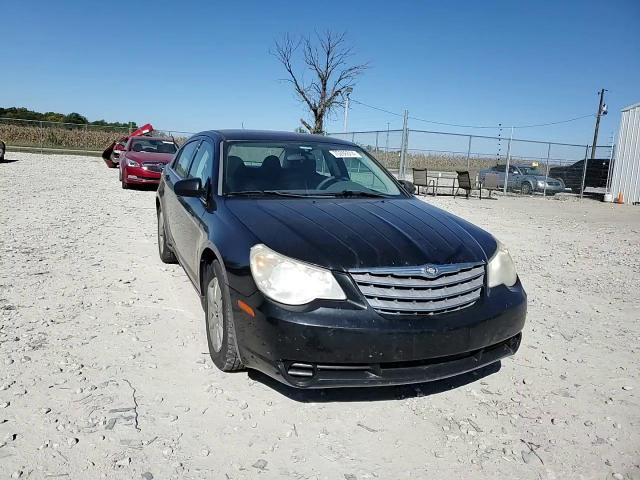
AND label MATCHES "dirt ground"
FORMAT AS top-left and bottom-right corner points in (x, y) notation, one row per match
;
(1, 152), (638, 480)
